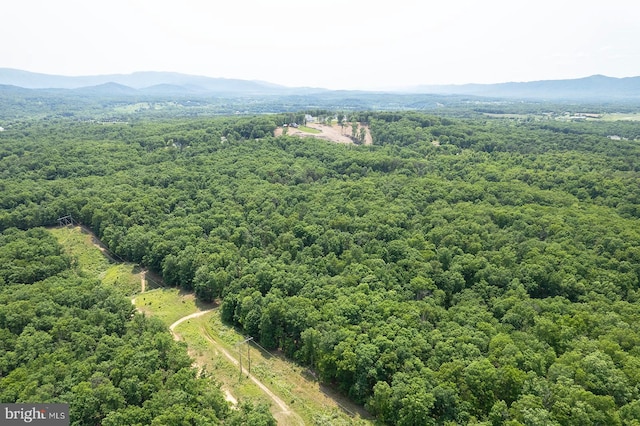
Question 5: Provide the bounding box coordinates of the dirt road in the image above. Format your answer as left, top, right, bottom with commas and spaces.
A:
168, 310, 212, 337
169, 311, 304, 425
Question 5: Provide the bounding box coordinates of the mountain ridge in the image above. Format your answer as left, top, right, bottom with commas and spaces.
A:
0, 68, 318, 96
408, 74, 640, 100
1, 68, 640, 100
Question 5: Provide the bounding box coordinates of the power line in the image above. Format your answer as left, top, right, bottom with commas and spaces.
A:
57, 214, 76, 227
235, 336, 254, 379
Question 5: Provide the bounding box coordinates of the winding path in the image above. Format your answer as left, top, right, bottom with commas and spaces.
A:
168, 310, 213, 337
168, 310, 303, 425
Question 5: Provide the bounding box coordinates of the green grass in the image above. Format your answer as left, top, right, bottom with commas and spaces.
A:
133, 288, 201, 326
50, 226, 111, 276
200, 312, 372, 425
172, 317, 212, 354
298, 125, 321, 134
205, 309, 243, 347
51, 226, 142, 295
102, 264, 143, 296
170, 313, 280, 419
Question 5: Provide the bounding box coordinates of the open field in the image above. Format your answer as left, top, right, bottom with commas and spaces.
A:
133, 288, 212, 325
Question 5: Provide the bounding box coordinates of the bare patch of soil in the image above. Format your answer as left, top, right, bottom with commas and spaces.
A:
275, 121, 373, 145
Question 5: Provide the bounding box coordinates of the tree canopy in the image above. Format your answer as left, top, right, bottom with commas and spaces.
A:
1, 110, 639, 424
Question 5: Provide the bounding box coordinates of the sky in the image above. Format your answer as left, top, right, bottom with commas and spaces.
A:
2, 0, 639, 90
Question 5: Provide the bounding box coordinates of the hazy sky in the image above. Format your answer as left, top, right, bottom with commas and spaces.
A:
2, 0, 638, 90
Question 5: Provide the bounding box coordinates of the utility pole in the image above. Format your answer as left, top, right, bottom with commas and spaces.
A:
235, 336, 254, 380
248, 339, 251, 375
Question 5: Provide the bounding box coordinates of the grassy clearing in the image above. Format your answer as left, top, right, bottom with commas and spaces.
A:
51, 226, 142, 296
50, 226, 111, 276
298, 125, 321, 134
482, 113, 533, 119
102, 264, 143, 296
133, 288, 203, 326
176, 316, 275, 404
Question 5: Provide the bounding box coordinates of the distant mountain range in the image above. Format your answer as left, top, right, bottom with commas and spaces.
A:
1, 68, 640, 101
408, 75, 640, 100
0, 68, 324, 96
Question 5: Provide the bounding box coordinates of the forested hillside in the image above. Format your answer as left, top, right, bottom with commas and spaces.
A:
1, 112, 640, 424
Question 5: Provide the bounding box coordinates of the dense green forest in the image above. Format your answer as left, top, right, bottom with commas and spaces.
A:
1, 110, 640, 424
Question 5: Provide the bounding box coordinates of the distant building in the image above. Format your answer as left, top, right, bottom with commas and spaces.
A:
0, 126, 4, 132
572, 113, 602, 120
